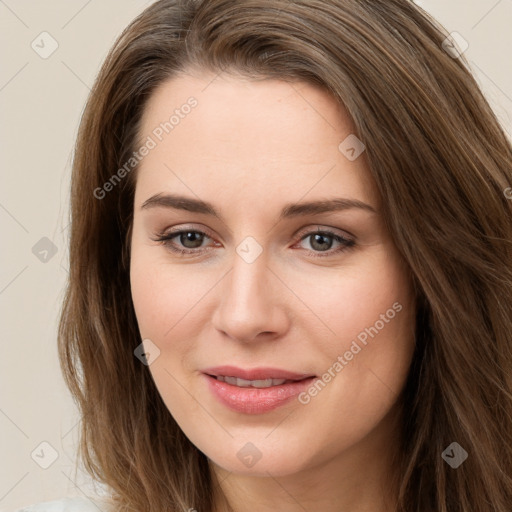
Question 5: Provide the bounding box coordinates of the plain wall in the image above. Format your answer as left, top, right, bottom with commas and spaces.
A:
1, 0, 511, 510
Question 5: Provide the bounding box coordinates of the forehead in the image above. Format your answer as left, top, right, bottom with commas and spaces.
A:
135, 71, 379, 210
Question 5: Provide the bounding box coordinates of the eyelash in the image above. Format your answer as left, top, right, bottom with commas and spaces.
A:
151, 226, 356, 258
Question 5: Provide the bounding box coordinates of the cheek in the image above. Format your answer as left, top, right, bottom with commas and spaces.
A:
130, 240, 202, 340
129, 249, 200, 418
301, 246, 416, 403
294, 246, 413, 351
130, 256, 170, 339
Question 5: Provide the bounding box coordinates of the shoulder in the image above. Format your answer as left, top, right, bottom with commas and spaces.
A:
12, 496, 111, 512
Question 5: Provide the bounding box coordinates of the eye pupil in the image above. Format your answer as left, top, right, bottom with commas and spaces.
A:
311, 233, 332, 251
181, 231, 204, 248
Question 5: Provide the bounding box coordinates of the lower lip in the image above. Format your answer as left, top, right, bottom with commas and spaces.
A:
204, 374, 316, 414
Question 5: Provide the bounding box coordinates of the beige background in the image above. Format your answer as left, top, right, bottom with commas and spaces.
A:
1, 0, 511, 510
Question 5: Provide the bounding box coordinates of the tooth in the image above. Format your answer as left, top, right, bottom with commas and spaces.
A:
251, 379, 274, 388
219, 376, 290, 387
235, 377, 253, 387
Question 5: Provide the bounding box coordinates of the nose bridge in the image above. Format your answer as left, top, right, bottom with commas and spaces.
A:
213, 239, 286, 341
226, 242, 270, 314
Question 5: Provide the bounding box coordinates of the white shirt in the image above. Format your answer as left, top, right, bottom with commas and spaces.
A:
12, 497, 110, 512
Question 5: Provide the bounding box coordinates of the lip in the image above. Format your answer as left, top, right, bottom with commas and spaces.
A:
202, 365, 314, 381
202, 366, 317, 414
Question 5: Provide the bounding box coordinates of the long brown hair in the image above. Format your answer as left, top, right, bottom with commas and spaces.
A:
58, 1, 512, 510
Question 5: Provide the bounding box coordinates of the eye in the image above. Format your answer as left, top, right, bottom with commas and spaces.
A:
151, 226, 355, 258
294, 228, 355, 258
152, 228, 215, 255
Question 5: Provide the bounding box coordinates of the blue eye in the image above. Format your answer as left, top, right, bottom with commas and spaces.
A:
152, 227, 355, 258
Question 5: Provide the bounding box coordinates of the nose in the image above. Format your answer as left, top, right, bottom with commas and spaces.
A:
211, 249, 289, 343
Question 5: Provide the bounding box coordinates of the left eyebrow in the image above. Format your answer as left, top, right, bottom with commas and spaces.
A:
140, 193, 378, 223
279, 198, 377, 219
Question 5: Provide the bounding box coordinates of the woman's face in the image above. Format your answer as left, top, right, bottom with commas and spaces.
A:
130, 71, 416, 477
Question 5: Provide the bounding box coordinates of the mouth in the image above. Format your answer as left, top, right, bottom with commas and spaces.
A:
201, 366, 317, 414
202, 365, 315, 382
206, 374, 307, 388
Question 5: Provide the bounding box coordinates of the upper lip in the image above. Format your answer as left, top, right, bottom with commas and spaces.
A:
202, 365, 315, 381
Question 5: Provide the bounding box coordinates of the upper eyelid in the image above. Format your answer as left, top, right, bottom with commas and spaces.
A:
157, 226, 355, 253
160, 224, 354, 241
295, 225, 354, 239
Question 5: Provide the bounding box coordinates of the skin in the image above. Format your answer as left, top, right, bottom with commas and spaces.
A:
129, 70, 417, 512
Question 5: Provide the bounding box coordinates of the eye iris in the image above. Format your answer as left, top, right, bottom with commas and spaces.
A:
310, 233, 332, 251
180, 231, 204, 249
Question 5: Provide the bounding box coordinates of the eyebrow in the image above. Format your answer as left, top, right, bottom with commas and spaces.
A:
141, 193, 377, 221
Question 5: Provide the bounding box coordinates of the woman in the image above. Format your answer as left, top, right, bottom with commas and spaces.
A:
21, 0, 512, 511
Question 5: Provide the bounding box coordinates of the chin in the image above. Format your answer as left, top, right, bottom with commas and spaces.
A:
203, 439, 315, 477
